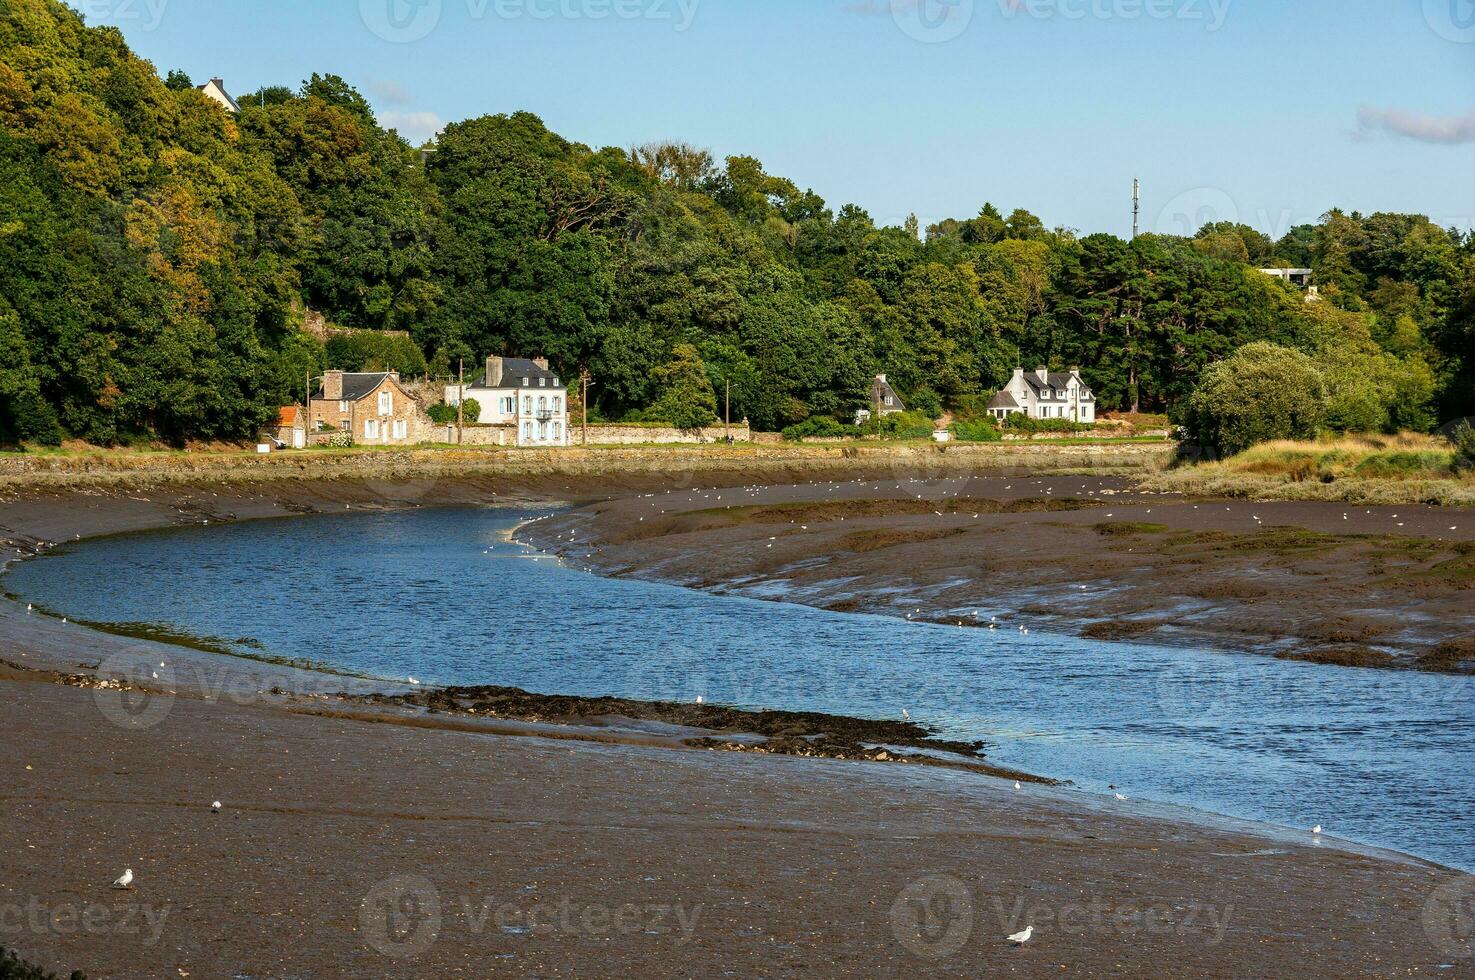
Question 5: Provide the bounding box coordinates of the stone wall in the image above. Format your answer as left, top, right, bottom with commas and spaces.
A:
573, 423, 753, 445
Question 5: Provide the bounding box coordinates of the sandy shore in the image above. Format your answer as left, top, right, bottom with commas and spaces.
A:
2, 470, 1473, 977
522, 473, 1475, 672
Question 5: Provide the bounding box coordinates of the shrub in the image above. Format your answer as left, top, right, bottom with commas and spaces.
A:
906, 386, 944, 420
862, 411, 935, 440
1453, 423, 1475, 474
427, 403, 457, 425
1181, 342, 1325, 458
460, 398, 481, 423
950, 418, 1002, 442
325, 430, 354, 449
1001, 414, 1089, 435
782, 416, 858, 441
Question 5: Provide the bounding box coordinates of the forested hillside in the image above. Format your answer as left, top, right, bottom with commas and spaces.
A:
1, 0, 1470, 445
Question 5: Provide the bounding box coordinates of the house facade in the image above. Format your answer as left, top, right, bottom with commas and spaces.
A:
854, 374, 907, 425
198, 77, 241, 114
986, 367, 1096, 423
446, 356, 570, 447
309, 371, 422, 445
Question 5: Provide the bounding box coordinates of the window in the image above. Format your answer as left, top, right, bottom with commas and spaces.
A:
339, 400, 348, 413
539, 377, 546, 387
501, 396, 514, 414
365, 419, 378, 439
553, 396, 562, 412
378, 390, 392, 415
884, 396, 893, 406
523, 396, 533, 413
554, 422, 562, 440
340, 420, 349, 432
523, 421, 533, 440
522, 377, 529, 387
393, 420, 407, 439
538, 396, 547, 413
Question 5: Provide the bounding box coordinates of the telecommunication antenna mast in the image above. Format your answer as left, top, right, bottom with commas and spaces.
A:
1132, 178, 1140, 239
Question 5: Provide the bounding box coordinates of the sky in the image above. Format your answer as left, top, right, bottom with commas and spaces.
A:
87, 0, 1474, 238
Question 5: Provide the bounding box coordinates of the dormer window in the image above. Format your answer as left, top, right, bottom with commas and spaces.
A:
539, 378, 546, 387
522, 378, 530, 387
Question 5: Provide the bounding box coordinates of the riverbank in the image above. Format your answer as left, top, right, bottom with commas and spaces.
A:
1, 469, 1472, 976
521, 475, 1475, 673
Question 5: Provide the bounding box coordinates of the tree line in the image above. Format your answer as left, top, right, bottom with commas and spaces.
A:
1, 0, 1470, 445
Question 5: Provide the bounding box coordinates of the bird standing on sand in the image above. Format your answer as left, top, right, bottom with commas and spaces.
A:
112, 869, 133, 890
1312, 824, 1322, 835
1007, 926, 1034, 947
901, 708, 911, 722
211, 801, 222, 813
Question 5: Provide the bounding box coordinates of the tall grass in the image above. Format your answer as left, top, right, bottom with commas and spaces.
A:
1142, 432, 1475, 506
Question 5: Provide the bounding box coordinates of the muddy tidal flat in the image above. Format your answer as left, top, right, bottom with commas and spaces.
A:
1, 470, 1474, 978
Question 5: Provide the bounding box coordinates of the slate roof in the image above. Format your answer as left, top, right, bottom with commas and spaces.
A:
1021, 372, 1079, 394
480, 358, 561, 389
986, 390, 1019, 410
871, 376, 905, 412
321, 372, 398, 402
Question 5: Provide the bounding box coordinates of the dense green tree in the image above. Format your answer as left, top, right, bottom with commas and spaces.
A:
1181, 342, 1326, 456
649, 343, 718, 430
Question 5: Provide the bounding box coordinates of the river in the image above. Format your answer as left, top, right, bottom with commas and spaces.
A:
7, 506, 1474, 870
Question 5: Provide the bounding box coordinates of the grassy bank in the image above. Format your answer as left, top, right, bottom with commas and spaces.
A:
0, 441, 1170, 492
1142, 434, 1475, 506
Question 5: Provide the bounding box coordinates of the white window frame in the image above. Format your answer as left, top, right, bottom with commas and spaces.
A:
365, 419, 378, 439
379, 390, 392, 415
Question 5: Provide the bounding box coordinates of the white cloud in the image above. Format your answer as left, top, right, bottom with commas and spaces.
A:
1356, 106, 1475, 145
368, 79, 414, 107
380, 110, 444, 144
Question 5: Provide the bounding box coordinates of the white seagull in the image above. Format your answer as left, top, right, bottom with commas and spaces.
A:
1312, 824, 1322, 835
112, 869, 133, 890
901, 708, 911, 722
211, 801, 222, 813
1007, 925, 1034, 947
1014, 781, 1022, 791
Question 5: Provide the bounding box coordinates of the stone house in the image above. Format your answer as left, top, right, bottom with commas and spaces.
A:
854, 374, 907, 425
445, 356, 570, 447
986, 367, 1096, 423
309, 371, 423, 445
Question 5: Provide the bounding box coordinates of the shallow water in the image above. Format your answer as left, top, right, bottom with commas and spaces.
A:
8, 506, 1475, 870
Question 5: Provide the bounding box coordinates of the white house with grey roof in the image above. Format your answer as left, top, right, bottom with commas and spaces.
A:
197, 77, 241, 114
446, 356, 570, 447
986, 367, 1096, 423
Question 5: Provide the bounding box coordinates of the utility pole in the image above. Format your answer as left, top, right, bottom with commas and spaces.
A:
456, 358, 464, 445
580, 368, 592, 447
724, 379, 731, 442
1132, 178, 1140, 240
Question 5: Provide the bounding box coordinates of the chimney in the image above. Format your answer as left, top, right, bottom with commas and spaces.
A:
322, 370, 343, 401
211, 77, 225, 88
533, 356, 550, 371
877, 373, 887, 384
1012, 367, 1025, 383
387, 370, 400, 383
485, 356, 504, 388
1035, 365, 1049, 384
1069, 366, 1081, 375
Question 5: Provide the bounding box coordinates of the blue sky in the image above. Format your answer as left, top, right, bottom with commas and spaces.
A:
92, 0, 1473, 237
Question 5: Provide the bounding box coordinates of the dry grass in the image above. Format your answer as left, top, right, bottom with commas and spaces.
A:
1141, 432, 1475, 506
